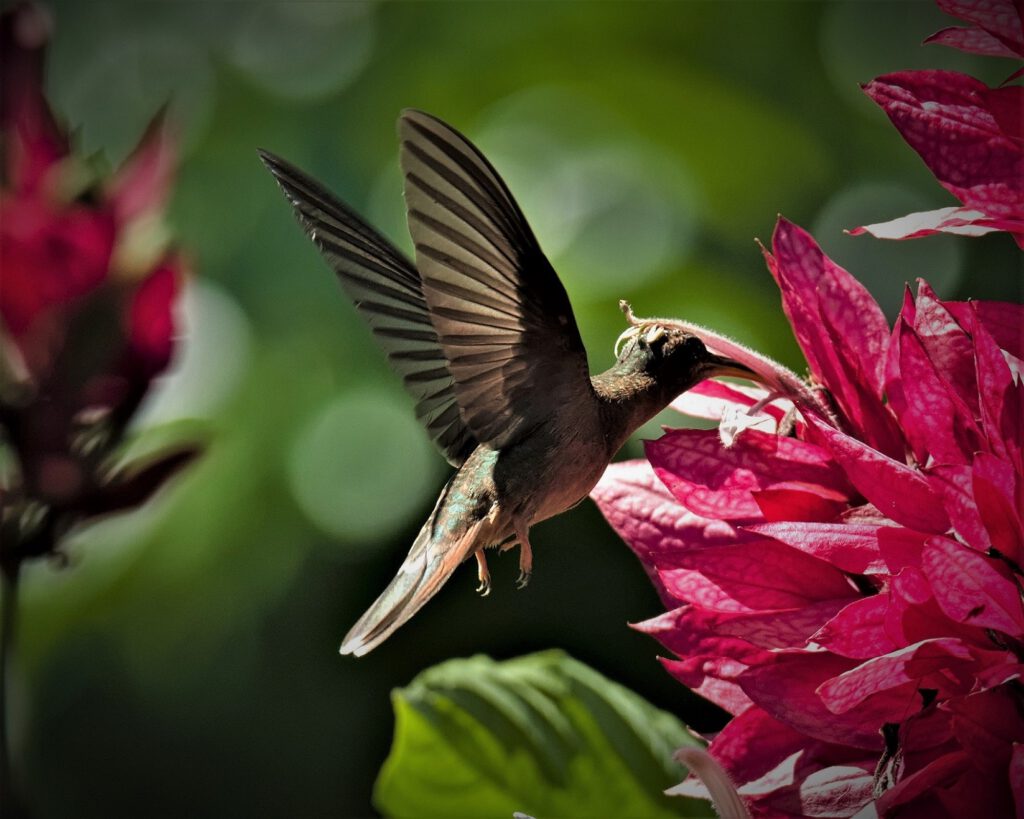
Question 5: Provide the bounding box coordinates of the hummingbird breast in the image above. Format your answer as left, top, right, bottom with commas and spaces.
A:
488, 399, 610, 531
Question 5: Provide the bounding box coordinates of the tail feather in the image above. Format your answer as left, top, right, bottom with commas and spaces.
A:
339, 514, 487, 656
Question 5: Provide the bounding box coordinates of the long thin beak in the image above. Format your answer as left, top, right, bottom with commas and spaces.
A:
702, 353, 758, 382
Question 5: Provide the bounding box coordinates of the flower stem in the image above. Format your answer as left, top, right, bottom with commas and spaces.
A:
0, 563, 22, 818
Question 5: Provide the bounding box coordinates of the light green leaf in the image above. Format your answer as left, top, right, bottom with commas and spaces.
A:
374, 650, 708, 819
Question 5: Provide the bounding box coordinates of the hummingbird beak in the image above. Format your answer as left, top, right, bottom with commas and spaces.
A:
701, 353, 757, 382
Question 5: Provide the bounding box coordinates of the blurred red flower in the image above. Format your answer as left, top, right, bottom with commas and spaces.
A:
850, 0, 1024, 246
0, 2, 197, 571
593, 218, 1023, 817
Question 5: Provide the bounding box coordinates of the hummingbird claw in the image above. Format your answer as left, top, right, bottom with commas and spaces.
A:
475, 549, 491, 596
513, 524, 533, 591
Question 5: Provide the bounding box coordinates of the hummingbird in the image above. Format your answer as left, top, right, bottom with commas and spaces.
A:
259, 110, 753, 656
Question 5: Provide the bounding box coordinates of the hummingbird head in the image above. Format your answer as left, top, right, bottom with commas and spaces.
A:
614, 321, 755, 399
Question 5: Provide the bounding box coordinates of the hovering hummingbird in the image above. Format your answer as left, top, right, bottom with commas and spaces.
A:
260, 110, 753, 656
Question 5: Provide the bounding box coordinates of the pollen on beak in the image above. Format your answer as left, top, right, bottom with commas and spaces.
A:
702, 353, 757, 382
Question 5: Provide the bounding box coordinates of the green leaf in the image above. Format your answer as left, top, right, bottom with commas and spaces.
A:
374, 650, 707, 819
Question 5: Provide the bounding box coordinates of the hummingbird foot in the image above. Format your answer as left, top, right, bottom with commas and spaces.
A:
514, 525, 533, 590
475, 549, 491, 596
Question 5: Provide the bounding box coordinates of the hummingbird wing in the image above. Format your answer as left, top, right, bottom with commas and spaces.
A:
259, 150, 477, 466
398, 109, 592, 449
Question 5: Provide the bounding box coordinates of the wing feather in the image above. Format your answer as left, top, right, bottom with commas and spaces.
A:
399, 110, 592, 447
259, 149, 477, 466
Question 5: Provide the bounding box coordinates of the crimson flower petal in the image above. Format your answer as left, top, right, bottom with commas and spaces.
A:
658, 656, 755, 716
912, 281, 978, 405
888, 317, 982, 465
874, 751, 969, 815
647, 428, 851, 522
985, 85, 1024, 141
0, 199, 116, 338
934, 0, 1024, 56
968, 306, 1023, 470
592, 459, 739, 569
946, 300, 1024, 361
930, 464, 992, 552
812, 595, 902, 660
744, 521, 887, 575
764, 763, 874, 818
636, 605, 770, 666
764, 219, 904, 457
739, 651, 887, 749
972, 455, 1024, 563
921, 537, 1024, 634
948, 685, 1024, 766
862, 71, 1024, 229
1011, 745, 1024, 818
106, 109, 178, 225
0, 3, 67, 194
804, 415, 950, 533
816, 638, 975, 715
703, 707, 808, 788
925, 24, 1023, 57
713, 599, 852, 650
125, 259, 180, 375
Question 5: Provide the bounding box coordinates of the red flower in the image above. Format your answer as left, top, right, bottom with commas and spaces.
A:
593, 218, 1023, 817
924, 0, 1024, 59
0, 3, 196, 572
849, 2, 1024, 246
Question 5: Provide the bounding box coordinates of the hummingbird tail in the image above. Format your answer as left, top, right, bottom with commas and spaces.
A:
339, 513, 487, 657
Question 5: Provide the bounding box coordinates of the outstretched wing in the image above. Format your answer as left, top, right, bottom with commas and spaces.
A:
259, 149, 477, 466
398, 109, 592, 449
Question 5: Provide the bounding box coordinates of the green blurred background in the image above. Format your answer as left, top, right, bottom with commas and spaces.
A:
12, 1, 1020, 816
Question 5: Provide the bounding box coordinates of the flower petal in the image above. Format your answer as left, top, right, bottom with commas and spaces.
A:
973, 453, 1024, 563
106, 109, 178, 225
816, 638, 976, 715
804, 415, 950, 533
745, 521, 887, 575
662, 539, 857, 611
0, 3, 67, 194
765, 219, 903, 456
591, 459, 739, 570
887, 316, 982, 465
812, 595, 902, 660
670, 380, 791, 424
125, 259, 181, 376
934, 0, 1024, 57
968, 306, 1022, 470
713, 600, 853, 650
948, 685, 1024, 765
647, 428, 851, 522
848, 204, 1024, 240
946, 300, 1024, 360
874, 751, 970, 815
862, 71, 1024, 225
739, 652, 886, 749
659, 657, 754, 716
925, 25, 1023, 57
921, 537, 1024, 635
929, 464, 991, 552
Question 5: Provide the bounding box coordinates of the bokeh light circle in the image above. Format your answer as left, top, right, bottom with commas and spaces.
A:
287, 388, 439, 550
227, 2, 376, 101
